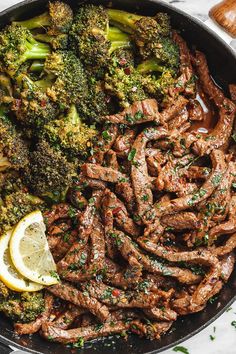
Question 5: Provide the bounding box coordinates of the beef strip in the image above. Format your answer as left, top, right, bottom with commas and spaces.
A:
102, 189, 141, 237
131, 126, 168, 222
143, 307, 177, 321
81, 280, 160, 309
115, 181, 136, 212
130, 320, 172, 340
113, 128, 137, 157
154, 154, 197, 196
214, 233, 236, 256
209, 195, 236, 240
192, 98, 236, 156
104, 257, 142, 289
220, 253, 235, 282
138, 239, 218, 268
154, 149, 226, 216
41, 320, 129, 344
89, 124, 118, 164
160, 95, 189, 123
48, 283, 110, 322
102, 99, 160, 125
14, 293, 53, 335
194, 51, 225, 108
161, 212, 199, 231
52, 305, 86, 330
58, 217, 105, 282
117, 233, 201, 284
78, 190, 103, 242
172, 32, 196, 96
82, 163, 127, 184
43, 204, 71, 227
168, 107, 189, 130
106, 149, 119, 170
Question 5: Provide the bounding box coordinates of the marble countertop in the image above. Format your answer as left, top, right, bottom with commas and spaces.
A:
0, 1, 235, 354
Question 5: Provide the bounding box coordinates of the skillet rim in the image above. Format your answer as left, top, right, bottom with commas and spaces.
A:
0, 0, 235, 353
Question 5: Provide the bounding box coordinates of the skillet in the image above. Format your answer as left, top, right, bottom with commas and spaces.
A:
0, 0, 236, 353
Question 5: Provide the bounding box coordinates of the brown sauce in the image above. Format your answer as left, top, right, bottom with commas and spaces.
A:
189, 90, 218, 134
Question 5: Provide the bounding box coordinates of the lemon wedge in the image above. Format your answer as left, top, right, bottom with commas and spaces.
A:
10, 210, 59, 286
0, 230, 43, 292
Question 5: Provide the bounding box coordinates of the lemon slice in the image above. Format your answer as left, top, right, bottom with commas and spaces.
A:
0, 230, 43, 292
10, 210, 59, 286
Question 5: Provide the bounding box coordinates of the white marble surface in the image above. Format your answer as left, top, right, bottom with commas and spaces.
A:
0, 1, 235, 354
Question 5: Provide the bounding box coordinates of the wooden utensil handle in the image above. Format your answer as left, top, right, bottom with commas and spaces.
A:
209, 0, 236, 38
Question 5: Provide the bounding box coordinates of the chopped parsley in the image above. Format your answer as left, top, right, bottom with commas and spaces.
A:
102, 130, 112, 141
128, 148, 136, 161
173, 346, 189, 354
212, 173, 222, 187
231, 321, 236, 329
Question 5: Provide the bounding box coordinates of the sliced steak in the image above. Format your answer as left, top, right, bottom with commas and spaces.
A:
102, 99, 160, 125
48, 283, 110, 322
14, 293, 53, 335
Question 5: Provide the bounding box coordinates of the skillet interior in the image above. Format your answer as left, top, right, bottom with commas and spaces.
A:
0, 0, 236, 353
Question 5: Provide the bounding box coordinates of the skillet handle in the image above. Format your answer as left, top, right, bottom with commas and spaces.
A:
0, 342, 29, 354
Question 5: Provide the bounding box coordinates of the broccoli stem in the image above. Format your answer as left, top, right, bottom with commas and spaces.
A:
137, 58, 164, 74
108, 9, 143, 33
29, 61, 44, 72
67, 104, 82, 128
23, 39, 51, 61
107, 27, 130, 42
13, 12, 51, 30
110, 40, 132, 54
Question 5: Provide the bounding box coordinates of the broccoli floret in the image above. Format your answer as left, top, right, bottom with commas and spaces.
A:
12, 73, 58, 128
14, 1, 73, 34
104, 48, 147, 108
0, 171, 24, 197
0, 280, 9, 299
154, 12, 171, 37
43, 51, 88, 109
0, 107, 29, 171
0, 24, 51, 77
0, 73, 13, 103
42, 104, 98, 157
34, 33, 69, 50
142, 70, 176, 102
0, 291, 44, 323
77, 78, 113, 122
70, 5, 131, 67
0, 191, 43, 233
137, 57, 165, 74
23, 140, 76, 197
108, 9, 179, 70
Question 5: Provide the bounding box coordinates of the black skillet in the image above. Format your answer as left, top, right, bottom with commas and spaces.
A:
0, 0, 236, 353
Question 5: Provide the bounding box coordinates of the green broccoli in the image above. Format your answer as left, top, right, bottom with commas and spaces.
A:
0, 191, 43, 233
13, 1, 73, 34
70, 4, 131, 67
34, 33, 69, 50
12, 73, 58, 128
142, 70, 176, 102
42, 104, 98, 158
104, 48, 147, 108
0, 107, 29, 171
0, 280, 9, 299
29, 61, 44, 73
0, 24, 51, 77
43, 51, 88, 109
108, 9, 179, 70
0, 291, 44, 323
77, 78, 113, 122
23, 140, 76, 197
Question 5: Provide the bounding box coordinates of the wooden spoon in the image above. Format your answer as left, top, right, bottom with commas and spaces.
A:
209, 0, 236, 38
